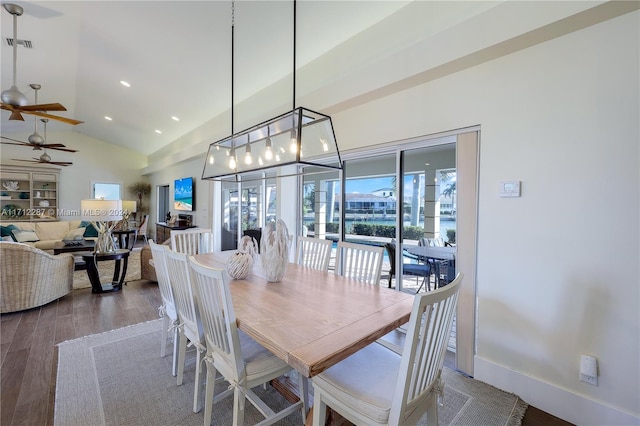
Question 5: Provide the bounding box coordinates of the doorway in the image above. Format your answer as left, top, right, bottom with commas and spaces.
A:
157, 185, 170, 223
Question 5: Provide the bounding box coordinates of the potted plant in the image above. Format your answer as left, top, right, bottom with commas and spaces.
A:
128, 182, 151, 218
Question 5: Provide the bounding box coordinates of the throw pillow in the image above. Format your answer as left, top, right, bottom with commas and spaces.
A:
1, 224, 20, 241
64, 227, 86, 241
2, 236, 13, 242
80, 221, 99, 237
11, 229, 40, 243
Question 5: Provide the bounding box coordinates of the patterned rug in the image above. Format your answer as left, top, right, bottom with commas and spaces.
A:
72, 250, 141, 289
55, 320, 528, 425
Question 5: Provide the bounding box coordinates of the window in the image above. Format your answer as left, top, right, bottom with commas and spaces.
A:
93, 182, 121, 200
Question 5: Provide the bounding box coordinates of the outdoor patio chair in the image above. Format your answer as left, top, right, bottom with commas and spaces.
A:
384, 242, 432, 292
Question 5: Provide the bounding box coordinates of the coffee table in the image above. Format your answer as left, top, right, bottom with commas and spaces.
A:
53, 240, 96, 270
81, 249, 130, 294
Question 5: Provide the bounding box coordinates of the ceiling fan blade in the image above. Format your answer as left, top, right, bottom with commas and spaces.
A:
1, 139, 29, 146
12, 159, 39, 163
43, 143, 68, 148
23, 110, 84, 125
1, 136, 26, 143
19, 103, 67, 112
42, 144, 78, 152
50, 161, 72, 166
47, 146, 78, 153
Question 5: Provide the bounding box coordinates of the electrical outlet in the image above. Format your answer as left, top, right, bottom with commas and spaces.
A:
580, 355, 598, 386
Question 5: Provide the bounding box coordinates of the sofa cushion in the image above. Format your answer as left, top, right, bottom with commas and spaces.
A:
81, 221, 99, 237
1, 224, 20, 241
12, 229, 40, 243
35, 221, 71, 241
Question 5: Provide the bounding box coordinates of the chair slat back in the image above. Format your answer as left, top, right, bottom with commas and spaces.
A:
149, 240, 176, 318
171, 228, 214, 255
295, 236, 332, 272
138, 214, 149, 231
390, 273, 463, 424
164, 247, 201, 341
335, 241, 384, 285
188, 257, 244, 379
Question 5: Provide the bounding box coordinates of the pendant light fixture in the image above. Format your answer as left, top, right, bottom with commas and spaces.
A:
202, 0, 341, 182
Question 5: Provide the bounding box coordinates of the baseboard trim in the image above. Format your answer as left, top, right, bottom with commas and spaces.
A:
474, 356, 639, 426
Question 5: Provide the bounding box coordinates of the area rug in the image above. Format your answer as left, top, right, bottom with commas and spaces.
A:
72, 250, 141, 289
55, 320, 527, 426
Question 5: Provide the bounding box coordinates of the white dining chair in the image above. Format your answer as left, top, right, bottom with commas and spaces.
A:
295, 236, 332, 272
335, 241, 384, 285
170, 228, 214, 255
149, 240, 180, 377
312, 273, 463, 426
188, 256, 309, 426
164, 246, 206, 413
137, 214, 149, 244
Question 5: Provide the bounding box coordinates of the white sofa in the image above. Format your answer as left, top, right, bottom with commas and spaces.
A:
0, 220, 96, 252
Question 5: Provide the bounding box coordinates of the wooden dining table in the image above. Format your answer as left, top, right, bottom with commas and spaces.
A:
191, 250, 414, 378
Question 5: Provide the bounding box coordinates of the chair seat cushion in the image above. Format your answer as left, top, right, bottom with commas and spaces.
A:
313, 342, 401, 423
403, 263, 430, 276
239, 330, 289, 379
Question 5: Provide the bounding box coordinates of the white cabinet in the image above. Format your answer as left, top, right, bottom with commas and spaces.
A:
1, 165, 60, 221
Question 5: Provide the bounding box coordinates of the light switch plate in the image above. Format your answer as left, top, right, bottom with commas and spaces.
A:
500, 181, 521, 197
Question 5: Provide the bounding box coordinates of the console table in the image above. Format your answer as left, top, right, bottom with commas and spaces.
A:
155, 222, 195, 244
81, 249, 130, 293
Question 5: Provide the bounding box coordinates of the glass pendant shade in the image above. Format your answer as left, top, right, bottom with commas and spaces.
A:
202, 107, 341, 181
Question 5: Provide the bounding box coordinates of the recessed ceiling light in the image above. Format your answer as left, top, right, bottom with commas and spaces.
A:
171, 116, 180, 122
120, 80, 131, 87
155, 129, 162, 134
104, 116, 112, 121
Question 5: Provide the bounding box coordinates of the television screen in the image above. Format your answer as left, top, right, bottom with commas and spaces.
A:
174, 177, 194, 211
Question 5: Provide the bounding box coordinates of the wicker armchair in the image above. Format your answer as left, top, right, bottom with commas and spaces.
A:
0, 242, 74, 313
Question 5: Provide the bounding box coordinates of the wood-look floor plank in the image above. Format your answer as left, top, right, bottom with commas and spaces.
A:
0, 348, 29, 425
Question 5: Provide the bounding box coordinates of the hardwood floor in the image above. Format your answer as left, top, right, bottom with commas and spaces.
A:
1, 278, 573, 426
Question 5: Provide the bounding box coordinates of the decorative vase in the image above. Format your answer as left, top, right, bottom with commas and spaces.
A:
226, 251, 253, 280
239, 235, 259, 260
260, 219, 290, 282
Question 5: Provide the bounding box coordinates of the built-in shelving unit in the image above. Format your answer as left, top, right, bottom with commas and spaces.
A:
1, 165, 60, 221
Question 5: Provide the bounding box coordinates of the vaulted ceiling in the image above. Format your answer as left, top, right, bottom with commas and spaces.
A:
0, 1, 412, 156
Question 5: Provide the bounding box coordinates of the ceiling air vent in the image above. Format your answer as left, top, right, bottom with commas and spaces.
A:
6, 37, 32, 48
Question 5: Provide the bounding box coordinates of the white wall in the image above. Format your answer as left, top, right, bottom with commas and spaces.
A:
141, 5, 639, 424
145, 156, 212, 239
331, 11, 639, 426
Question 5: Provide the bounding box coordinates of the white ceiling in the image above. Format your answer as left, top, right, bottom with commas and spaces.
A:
0, 1, 411, 156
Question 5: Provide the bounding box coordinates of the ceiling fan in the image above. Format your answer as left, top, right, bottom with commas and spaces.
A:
0, 3, 83, 126
12, 150, 73, 167
1, 117, 78, 152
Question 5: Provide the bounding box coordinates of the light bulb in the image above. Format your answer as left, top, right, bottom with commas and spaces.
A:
244, 145, 253, 165
264, 137, 273, 160
258, 157, 264, 166
321, 138, 329, 152
289, 130, 298, 154
228, 149, 236, 169
275, 153, 281, 162
209, 155, 214, 164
